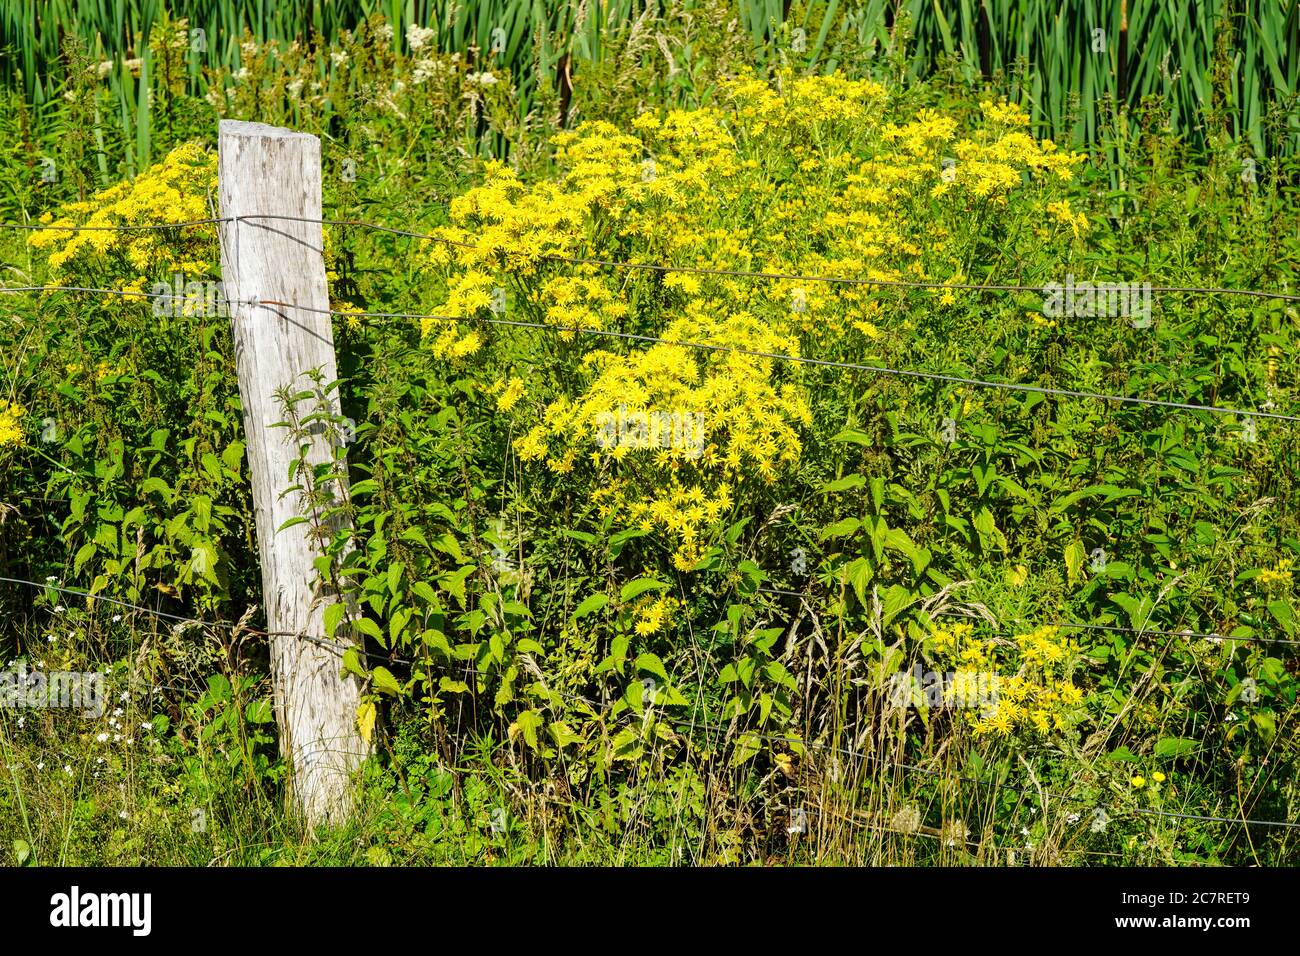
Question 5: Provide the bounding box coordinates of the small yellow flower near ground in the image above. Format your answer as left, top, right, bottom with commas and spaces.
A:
0, 400, 25, 447
1131, 775, 1146, 788
1258, 558, 1293, 588
1152, 771, 1166, 784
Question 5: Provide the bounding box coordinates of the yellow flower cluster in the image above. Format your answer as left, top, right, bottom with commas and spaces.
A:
27, 142, 216, 284
593, 481, 735, 571
634, 594, 683, 636
493, 376, 526, 412
0, 400, 25, 447
1131, 770, 1167, 788
1046, 199, 1089, 238
424, 72, 1086, 570
65, 359, 128, 381
929, 622, 1083, 737
505, 296, 809, 566
980, 99, 1032, 128
724, 70, 889, 133
1258, 558, 1294, 589
333, 300, 368, 332
540, 270, 629, 339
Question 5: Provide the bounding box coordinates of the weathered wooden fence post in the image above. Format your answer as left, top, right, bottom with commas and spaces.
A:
217, 120, 368, 826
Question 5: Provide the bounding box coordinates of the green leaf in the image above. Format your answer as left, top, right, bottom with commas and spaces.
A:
724, 517, 751, 545
730, 730, 763, 766
370, 666, 402, 695
411, 581, 440, 606
611, 725, 642, 761
620, 577, 667, 603
573, 593, 609, 619
355, 616, 384, 644
820, 474, 865, 493
511, 710, 544, 751
201, 452, 223, 482
819, 517, 861, 540
341, 648, 368, 680
1153, 737, 1200, 758
140, 476, 173, 501
221, 441, 245, 474
1064, 540, 1086, 586
323, 602, 346, 639
548, 720, 583, 748
764, 660, 797, 690
73, 541, 97, 574
421, 629, 452, 657
439, 565, 475, 609
1251, 711, 1276, 740
634, 652, 669, 682
843, 556, 873, 605
244, 699, 273, 724
831, 428, 873, 446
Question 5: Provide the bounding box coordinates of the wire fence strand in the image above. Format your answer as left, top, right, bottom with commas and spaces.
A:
4, 211, 1300, 302
4, 211, 1300, 834
253, 297, 1300, 423
5, 280, 1294, 421
3, 572, 1297, 831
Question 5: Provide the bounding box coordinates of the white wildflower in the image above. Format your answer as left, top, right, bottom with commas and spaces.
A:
407, 25, 436, 52
412, 57, 437, 85
891, 805, 921, 834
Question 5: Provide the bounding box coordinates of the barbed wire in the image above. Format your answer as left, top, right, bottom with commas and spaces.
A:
235, 213, 1300, 304
4, 572, 1298, 830
251, 297, 1300, 423
4, 281, 1293, 421
0, 284, 206, 301
757, 590, 1300, 647
4, 211, 1300, 833
0, 218, 229, 233
6, 570, 1296, 654
5, 212, 1300, 304
994, 616, 1300, 648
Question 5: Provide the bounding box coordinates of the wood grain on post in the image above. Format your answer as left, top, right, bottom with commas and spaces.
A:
217, 120, 368, 826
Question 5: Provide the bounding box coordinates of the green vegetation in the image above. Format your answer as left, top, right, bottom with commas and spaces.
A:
1, 7, 1298, 867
